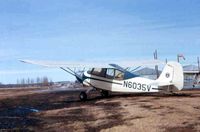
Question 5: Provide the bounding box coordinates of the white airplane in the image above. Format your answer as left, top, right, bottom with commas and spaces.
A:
20, 60, 184, 101
184, 70, 200, 88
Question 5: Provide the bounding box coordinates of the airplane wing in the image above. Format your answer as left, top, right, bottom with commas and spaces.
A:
184, 70, 200, 74
19, 59, 164, 69
19, 59, 113, 68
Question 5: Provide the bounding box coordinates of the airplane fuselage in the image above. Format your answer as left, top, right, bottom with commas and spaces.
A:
82, 72, 159, 93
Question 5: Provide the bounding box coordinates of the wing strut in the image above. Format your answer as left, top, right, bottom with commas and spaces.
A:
60, 67, 86, 84
60, 67, 76, 76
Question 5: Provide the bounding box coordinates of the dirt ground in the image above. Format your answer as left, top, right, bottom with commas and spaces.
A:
0, 87, 200, 132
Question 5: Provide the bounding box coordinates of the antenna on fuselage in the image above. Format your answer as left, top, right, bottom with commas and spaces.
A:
197, 57, 200, 72
154, 49, 159, 79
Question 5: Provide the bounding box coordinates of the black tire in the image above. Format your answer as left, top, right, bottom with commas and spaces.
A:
79, 92, 87, 101
101, 90, 109, 97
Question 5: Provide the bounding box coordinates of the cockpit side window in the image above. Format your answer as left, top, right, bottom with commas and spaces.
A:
114, 70, 124, 80
91, 68, 106, 77
87, 68, 93, 74
106, 68, 115, 79
90, 68, 124, 80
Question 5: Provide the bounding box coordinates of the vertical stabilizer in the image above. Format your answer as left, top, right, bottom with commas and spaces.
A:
157, 62, 184, 91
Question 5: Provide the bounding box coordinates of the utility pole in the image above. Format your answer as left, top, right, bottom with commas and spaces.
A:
177, 55, 179, 62
154, 50, 159, 79
177, 54, 185, 63
165, 58, 168, 64
197, 57, 200, 72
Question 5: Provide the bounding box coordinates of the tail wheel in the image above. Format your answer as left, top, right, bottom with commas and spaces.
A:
79, 92, 87, 101
101, 90, 109, 97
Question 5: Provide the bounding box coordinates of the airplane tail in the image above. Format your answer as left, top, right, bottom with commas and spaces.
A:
156, 61, 184, 91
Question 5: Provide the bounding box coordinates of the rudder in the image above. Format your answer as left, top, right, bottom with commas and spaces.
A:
157, 61, 184, 91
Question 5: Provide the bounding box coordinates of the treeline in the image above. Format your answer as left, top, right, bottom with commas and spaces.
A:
16, 76, 54, 86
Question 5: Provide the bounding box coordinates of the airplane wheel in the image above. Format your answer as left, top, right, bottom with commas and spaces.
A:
79, 92, 87, 101
101, 90, 109, 97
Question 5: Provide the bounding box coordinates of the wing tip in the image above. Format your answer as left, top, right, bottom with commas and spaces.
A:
19, 59, 29, 63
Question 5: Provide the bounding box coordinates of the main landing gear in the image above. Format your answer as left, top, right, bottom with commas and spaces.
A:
79, 92, 87, 101
79, 88, 110, 101
79, 87, 94, 101
100, 90, 109, 97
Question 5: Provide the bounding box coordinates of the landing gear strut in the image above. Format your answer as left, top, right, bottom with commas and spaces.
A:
79, 92, 87, 101
101, 90, 109, 97
79, 89, 109, 101
79, 87, 94, 101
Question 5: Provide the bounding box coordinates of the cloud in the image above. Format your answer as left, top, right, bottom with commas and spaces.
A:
148, 23, 200, 30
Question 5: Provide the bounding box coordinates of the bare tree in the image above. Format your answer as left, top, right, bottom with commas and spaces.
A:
21, 78, 25, 87
27, 78, 30, 84
17, 79, 20, 84
49, 79, 54, 86
36, 77, 40, 84
42, 76, 49, 86
31, 78, 34, 84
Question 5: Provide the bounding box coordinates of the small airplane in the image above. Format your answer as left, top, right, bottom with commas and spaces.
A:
20, 60, 184, 101
184, 70, 200, 88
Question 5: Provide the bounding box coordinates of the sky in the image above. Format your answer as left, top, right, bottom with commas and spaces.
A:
0, 0, 200, 84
